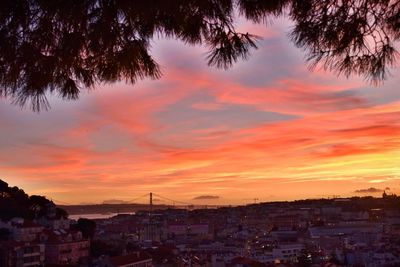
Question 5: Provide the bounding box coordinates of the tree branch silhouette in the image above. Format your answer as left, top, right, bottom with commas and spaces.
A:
0, 0, 398, 110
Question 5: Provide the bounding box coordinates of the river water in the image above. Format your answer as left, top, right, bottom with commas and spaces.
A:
69, 213, 134, 220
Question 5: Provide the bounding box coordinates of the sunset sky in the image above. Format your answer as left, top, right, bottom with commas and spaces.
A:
1, 18, 399, 205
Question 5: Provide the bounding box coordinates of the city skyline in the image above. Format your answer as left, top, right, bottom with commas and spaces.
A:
1, 18, 399, 205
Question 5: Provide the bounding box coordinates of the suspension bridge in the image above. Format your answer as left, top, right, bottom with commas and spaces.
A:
53, 192, 195, 210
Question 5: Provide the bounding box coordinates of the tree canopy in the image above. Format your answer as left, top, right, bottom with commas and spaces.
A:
72, 218, 96, 239
0, 0, 399, 110
0, 179, 68, 221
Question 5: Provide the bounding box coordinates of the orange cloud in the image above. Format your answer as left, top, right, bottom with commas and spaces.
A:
1, 26, 399, 204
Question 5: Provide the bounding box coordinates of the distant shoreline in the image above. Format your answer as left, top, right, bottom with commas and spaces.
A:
58, 203, 221, 215
58, 196, 390, 216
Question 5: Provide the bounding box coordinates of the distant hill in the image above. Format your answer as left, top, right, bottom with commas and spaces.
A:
102, 199, 130, 204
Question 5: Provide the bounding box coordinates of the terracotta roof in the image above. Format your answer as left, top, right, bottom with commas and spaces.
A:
12, 220, 42, 228
45, 264, 78, 267
41, 229, 87, 244
110, 252, 152, 266
230, 256, 267, 267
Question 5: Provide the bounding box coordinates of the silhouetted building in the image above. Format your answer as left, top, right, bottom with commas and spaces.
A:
0, 241, 45, 267
39, 229, 89, 265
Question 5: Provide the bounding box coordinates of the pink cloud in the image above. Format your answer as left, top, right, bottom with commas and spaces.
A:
191, 101, 225, 111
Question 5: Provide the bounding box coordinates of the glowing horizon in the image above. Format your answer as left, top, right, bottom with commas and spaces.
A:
0, 20, 399, 205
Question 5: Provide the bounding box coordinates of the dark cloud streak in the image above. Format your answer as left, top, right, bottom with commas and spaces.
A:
193, 195, 220, 200
354, 187, 384, 194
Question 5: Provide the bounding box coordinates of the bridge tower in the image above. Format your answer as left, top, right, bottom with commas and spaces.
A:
150, 192, 153, 212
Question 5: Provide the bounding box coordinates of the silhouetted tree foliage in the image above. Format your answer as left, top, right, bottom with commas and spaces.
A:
297, 249, 313, 267
91, 239, 124, 257
0, 178, 68, 220
144, 247, 180, 265
0, 228, 11, 241
290, 0, 399, 82
126, 242, 141, 253
56, 207, 69, 219
72, 218, 96, 239
0, 0, 399, 110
